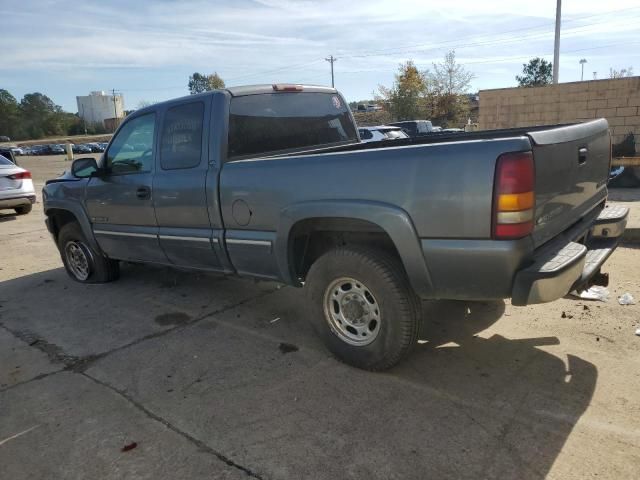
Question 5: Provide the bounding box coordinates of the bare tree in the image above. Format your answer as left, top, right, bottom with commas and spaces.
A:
426, 51, 474, 127
609, 67, 634, 79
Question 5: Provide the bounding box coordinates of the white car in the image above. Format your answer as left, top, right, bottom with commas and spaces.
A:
358, 126, 409, 143
0, 154, 35, 215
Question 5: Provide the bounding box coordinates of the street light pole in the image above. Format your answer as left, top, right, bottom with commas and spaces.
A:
579, 59, 587, 81
553, 0, 562, 84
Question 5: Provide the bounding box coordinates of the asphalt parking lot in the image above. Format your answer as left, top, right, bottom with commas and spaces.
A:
1, 155, 639, 479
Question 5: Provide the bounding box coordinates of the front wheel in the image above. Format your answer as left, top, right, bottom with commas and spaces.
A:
305, 247, 421, 371
14, 204, 32, 215
57, 222, 119, 283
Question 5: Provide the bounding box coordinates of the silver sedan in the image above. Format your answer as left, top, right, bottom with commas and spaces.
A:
0, 154, 36, 215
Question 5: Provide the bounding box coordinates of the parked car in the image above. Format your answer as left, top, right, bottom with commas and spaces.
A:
356, 104, 383, 113
43, 84, 627, 370
0, 154, 35, 215
73, 144, 93, 154
0, 147, 17, 164
443, 128, 464, 133
10, 146, 25, 155
48, 144, 65, 155
431, 126, 443, 132
388, 120, 435, 137
0, 135, 10, 142
358, 126, 409, 142
27, 145, 47, 155
85, 143, 105, 153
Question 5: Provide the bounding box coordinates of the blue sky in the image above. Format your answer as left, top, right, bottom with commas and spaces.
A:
1, 0, 639, 112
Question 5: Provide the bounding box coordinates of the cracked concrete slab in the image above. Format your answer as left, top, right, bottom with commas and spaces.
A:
0, 264, 277, 359
2, 157, 639, 479
0, 328, 61, 389
0, 372, 252, 480
83, 297, 601, 480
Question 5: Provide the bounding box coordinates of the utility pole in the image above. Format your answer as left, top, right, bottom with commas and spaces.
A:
579, 58, 587, 81
553, 0, 562, 84
325, 55, 337, 88
111, 89, 120, 132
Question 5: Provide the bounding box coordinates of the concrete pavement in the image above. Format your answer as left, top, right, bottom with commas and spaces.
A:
1, 156, 639, 479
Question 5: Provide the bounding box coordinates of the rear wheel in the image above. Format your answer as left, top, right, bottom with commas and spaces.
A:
14, 204, 32, 215
58, 222, 119, 283
305, 247, 421, 371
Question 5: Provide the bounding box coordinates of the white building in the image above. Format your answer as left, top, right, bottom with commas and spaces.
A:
76, 91, 124, 126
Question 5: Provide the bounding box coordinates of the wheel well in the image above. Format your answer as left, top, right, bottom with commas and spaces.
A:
288, 217, 402, 282
46, 209, 78, 241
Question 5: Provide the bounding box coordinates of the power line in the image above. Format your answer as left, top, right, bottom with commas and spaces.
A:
109, 6, 640, 94
337, 5, 640, 60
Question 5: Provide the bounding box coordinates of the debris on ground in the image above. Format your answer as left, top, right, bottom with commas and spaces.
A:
561, 312, 573, 319
635, 328, 640, 337
618, 293, 636, 305
278, 343, 299, 354
270, 317, 280, 323
121, 442, 137, 452
571, 286, 610, 302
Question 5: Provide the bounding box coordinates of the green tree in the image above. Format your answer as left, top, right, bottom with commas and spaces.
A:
188, 72, 226, 94
516, 58, 553, 87
20, 92, 66, 139
378, 61, 428, 120
0, 89, 21, 139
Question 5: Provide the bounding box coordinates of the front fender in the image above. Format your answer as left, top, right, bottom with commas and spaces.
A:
276, 200, 433, 297
43, 182, 101, 253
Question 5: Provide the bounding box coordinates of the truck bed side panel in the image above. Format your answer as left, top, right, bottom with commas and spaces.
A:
219, 137, 531, 282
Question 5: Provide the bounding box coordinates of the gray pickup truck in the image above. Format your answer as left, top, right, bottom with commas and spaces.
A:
43, 84, 628, 370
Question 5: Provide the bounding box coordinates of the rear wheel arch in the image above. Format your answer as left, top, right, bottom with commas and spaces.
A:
276, 201, 433, 297
287, 217, 401, 282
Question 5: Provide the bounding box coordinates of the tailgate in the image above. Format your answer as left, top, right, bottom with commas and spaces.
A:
529, 119, 610, 247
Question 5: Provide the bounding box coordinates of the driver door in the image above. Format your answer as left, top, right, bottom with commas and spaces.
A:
85, 112, 167, 263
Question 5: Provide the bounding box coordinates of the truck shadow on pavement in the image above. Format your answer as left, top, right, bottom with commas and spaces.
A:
0, 266, 597, 480
0, 212, 17, 222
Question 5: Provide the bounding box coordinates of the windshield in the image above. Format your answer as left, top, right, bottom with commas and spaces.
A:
228, 92, 358, 159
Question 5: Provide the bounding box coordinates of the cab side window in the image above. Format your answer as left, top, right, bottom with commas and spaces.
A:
160, 102, 204, 170
106, 113, 156, 174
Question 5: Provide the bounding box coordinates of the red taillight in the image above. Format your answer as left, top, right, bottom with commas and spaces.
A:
272, 84, 303, 92
492, 152, 535, 240
8, 171, 32, 180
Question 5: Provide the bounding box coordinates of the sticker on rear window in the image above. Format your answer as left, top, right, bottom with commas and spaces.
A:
332, 96, 341, 109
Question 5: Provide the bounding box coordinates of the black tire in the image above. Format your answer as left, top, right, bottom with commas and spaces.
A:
58, 222, 119, 283
305, 247, 421, 371
14, 204, 32, 215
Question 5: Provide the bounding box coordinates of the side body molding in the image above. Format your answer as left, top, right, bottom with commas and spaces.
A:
276, 200, 433, 297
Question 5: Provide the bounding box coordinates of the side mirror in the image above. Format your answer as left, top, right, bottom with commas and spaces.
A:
71, 157, 100, 178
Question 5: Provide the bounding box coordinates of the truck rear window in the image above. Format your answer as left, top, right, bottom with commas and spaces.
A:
228, 92, 357, 159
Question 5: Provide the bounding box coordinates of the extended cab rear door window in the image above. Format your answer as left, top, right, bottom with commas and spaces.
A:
106, 113, 156, 174
160, 102, 204, 170
228, 92, 358, 159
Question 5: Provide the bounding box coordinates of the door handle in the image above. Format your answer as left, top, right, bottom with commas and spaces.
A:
578, 147, 588, 165
136, 186, 151, 199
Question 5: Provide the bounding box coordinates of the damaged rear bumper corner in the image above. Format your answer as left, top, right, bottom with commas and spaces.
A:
511, 204, 628, 306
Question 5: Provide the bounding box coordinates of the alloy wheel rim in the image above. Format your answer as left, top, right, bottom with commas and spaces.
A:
65, 241, 91, 280
323, 277, 381, 346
